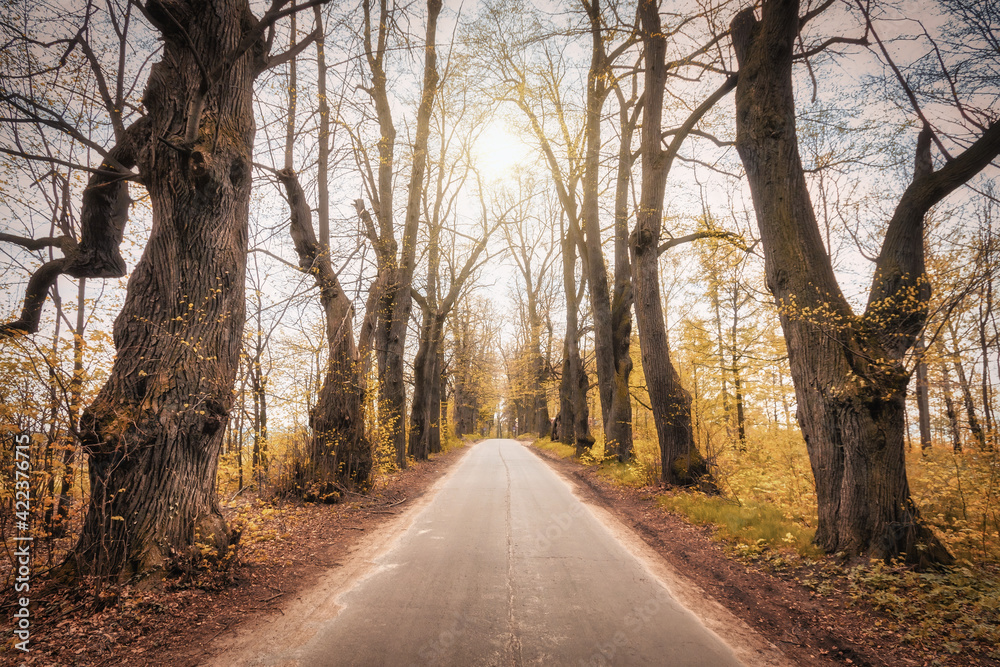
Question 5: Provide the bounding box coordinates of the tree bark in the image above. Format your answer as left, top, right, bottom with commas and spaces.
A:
730, 0, 997, 563
70, 0, 289, 579
279, 168, 371, 495
631, 0, 714, 486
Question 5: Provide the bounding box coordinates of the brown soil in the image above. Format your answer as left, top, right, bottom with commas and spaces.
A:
0, 444, 469, 667
528, 444, 997, 667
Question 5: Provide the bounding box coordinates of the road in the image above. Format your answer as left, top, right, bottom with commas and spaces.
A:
234, 440, 754, 666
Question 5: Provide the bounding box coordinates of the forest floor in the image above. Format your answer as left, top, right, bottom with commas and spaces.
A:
530, 443, 1000, 667
4, 437, 996, 666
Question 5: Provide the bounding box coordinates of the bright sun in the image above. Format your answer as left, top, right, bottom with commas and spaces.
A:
472, 121, 532, 181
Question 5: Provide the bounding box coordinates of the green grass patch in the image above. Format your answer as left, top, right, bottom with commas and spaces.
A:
658, 491, 821, 558
593, 459, 656, 487
533, 436, 577, 460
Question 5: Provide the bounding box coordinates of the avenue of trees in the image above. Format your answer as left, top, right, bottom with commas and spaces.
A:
1, 0, 997, 583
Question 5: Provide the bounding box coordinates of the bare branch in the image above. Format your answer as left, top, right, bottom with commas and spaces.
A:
657, 229, 747, 256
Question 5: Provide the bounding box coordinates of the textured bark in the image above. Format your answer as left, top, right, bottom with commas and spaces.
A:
731, 0, 997, 563
279, 169, 371, 494
631, 0, 714, 486
69, 0, 284, 579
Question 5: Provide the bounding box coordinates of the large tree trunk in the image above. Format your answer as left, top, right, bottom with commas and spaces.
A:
730, 0, 997, 563
733, 0, 927, 561
71, 0, 280, 578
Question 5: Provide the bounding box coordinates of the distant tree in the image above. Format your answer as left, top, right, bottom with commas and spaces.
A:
502, 179, 558, 437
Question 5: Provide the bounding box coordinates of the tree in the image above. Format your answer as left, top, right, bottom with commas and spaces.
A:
271, 6, 372, 496
472, 0, 592, 447
1, 0, 327, 579
578, 0, 637, 462
409, 173, 498, 460
631, 0, 731, 486
502, 179, 558, 437
450, 296, 502, 438
731, 0, 999, 563
353, 0, 442, 469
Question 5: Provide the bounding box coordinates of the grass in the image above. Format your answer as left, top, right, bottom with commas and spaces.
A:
657, 491, 821, 557
534, 436, 577, 460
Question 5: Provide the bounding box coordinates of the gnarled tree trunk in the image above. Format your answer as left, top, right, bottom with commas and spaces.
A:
70, 0, 292, 579
279, 169, 371, 496
731, 0, 998, 564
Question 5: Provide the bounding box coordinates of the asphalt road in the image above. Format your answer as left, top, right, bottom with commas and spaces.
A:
265, 439, 744, 666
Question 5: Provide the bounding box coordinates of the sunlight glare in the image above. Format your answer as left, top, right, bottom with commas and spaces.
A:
472, 122, 532, 181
